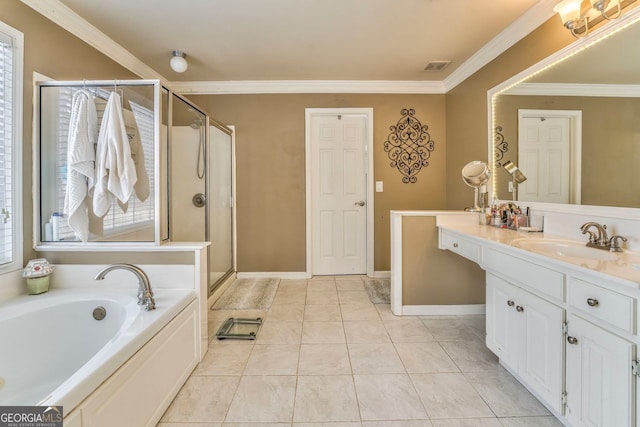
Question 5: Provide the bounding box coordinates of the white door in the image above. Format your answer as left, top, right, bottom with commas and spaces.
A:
566, 314, 634, 427
310, 114, 367, 275
518, 115, 571, 204
520, 290, 564, 413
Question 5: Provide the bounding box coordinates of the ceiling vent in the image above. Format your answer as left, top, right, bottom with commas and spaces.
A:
423, 61, 451, 71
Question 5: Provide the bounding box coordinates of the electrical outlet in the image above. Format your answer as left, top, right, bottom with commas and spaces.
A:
508, 181, 514, 193
375, 181, 384, 192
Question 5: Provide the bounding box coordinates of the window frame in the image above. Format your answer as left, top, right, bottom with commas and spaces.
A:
0, 21, 23, 274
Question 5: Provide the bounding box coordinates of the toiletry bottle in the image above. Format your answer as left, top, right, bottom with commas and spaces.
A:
51, 212, 62, 241
44, 219, 53, 241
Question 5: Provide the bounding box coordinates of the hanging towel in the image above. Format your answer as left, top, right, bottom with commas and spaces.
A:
93, 91, 138, 218
123, 108, 150, 202
63, 89, 97, 243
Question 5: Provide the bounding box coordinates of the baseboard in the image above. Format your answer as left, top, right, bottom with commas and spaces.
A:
236, 272, 309, 279
371, 270, 391, 278
207, 272, 237, 309
402, 304, 486, 316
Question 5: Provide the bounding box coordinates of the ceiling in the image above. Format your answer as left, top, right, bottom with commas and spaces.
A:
55, 0, 546, 85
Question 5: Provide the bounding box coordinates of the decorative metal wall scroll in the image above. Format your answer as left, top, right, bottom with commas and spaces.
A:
494, 125, 509, 168
383, 109, 435, 183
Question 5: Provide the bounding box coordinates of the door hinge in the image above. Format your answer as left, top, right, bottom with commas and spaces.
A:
632, 360, 640, 377
562, 321, 568, 335
561, 391, 567, 406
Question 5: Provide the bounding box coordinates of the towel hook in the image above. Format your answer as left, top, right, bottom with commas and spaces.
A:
113, 79, 117, 92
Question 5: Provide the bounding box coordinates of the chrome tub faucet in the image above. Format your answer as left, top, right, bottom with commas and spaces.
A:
94, 263, 156, 311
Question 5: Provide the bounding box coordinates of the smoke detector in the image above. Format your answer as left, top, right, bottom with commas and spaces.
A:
423, 61, 451, 71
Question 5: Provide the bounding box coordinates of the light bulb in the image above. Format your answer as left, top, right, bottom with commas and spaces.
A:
553, 0, 582, 27
170, 50, 188, 73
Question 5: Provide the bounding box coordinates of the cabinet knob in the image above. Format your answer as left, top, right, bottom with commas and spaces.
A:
516, 305, 524, 312
507, 300, 515, 307
567, 336, 578, 345
453, 243, 459, 248
586, 298, 599, 307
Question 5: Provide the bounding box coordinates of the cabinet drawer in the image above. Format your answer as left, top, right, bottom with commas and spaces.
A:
440, 230, 481, 264
485, 248, 564, 301
567, 278, 634, 333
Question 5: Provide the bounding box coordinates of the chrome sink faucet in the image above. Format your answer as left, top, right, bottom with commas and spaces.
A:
580, 222, 627, 253
94, 263, 156, 311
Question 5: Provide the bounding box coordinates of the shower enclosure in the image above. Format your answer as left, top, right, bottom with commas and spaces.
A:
35, 80, 235, 295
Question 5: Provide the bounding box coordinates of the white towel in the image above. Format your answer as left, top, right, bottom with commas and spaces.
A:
93, 91, 138, 218
63, 89, 97, 243
123, 108, 150, 202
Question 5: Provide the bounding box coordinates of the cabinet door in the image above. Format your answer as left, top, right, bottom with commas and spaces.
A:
519, 290, 564, 413
486, 274, 521, 369
566, 314, 634, 427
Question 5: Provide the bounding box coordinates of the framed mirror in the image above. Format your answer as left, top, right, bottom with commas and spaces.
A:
36, 80, 164, 245
488, 8, 640, 212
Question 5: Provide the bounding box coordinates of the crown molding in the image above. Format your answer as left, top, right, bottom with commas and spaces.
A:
19, 0, 169, 84
443, 0, 557, 92
169, 80, 447, 95
503, 82, 640, 97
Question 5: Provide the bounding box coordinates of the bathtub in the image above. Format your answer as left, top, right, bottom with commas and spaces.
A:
0, 287, 196, 412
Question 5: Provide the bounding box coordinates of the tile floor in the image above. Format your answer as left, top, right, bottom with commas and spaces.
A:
158, 276, 563, 427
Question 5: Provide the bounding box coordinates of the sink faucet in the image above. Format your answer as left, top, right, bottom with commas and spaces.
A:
94, 264, 156, 311
580, 222, 627, 253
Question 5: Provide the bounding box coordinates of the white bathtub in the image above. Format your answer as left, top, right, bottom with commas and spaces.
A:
0, 287, 195, 412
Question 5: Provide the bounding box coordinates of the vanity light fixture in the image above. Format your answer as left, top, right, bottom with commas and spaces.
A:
554, 0, 624, 38
170, 50, 188, 73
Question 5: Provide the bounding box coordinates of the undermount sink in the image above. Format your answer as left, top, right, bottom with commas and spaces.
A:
511, 238, 618, 261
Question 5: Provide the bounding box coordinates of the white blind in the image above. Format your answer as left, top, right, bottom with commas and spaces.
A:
53, 88, 155, 241
0, 35, 13, 264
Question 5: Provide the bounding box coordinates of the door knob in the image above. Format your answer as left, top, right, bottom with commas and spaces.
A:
192, 193, 206, 208
567, 336, 578, 345
355, 201, 365, 206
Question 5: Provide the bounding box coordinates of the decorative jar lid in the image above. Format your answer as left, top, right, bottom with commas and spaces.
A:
23, 258, 54, 278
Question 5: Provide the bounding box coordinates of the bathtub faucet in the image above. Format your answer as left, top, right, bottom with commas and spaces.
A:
94, 264, 156, 311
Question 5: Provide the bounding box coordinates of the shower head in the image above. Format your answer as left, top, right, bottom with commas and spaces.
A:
189, 118, 202, 129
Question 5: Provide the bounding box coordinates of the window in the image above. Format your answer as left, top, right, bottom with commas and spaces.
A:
0, 22, 23, 272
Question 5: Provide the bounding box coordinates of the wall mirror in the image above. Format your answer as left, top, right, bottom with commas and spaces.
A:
36, 80, 164, 244
489, 10, 640, 210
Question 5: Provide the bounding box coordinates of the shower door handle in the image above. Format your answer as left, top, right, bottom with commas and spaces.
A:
355, 201, 365, 207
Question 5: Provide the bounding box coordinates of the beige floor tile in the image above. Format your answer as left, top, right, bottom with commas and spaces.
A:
464, 371, 550, 417
498, 416, 564, 426
302, 321, 346, 344
298, 344, 352, 375
193, 344, 253, 375
306, 289, 339, 305
293, 375, 360, 422
225, 376, 296, 422
336, 280, 365, 291
340, 303, 381, 321
383, 319, 436, 343
256, 320, 302, 344
159, 423, 222, 427
307, 280, 337, 291
309, 276, 337, 282
223, 424, 290, 427
338, 290, 372, 305
410, 373, 494, 419
421, 319, 482, 342
395, 342, 459, 374
430, 419, 502, 426
267, 304, 305, 322
344, 320, 391, 343
161, 376, 240, 423
273, 287, 307, 305
295, 423, 361, 427
362, 421, 433, 427
279, 279, 308, 287
304, 304, 342, 321
348, 343, 405, 374
354, 374, 427, 420
244, 344, 300, 375
375, 304, 405, 321
440, 340, 501, 372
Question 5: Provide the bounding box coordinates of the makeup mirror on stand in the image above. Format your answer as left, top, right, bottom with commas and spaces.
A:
462, 160, 490, 212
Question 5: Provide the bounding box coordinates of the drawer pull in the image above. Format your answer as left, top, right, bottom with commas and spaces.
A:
516, 305, 524, 312
507, 300, 515, 307
586, 298, 599, 307
567, 336, 578, 345
453, 243, 459, 248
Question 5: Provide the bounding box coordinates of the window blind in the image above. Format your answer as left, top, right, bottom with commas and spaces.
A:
0, 35, 14, 264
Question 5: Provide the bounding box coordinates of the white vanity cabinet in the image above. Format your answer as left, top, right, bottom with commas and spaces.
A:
486, 272, 564, 412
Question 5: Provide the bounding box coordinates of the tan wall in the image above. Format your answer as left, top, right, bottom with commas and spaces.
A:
401, 216, 485, 305
191, 94, 447, 272
445, 18, 575, 210
0, 0, 137, 264
496, 95, 640, 207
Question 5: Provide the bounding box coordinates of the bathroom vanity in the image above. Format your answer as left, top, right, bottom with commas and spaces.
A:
439, 219, 639, 426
